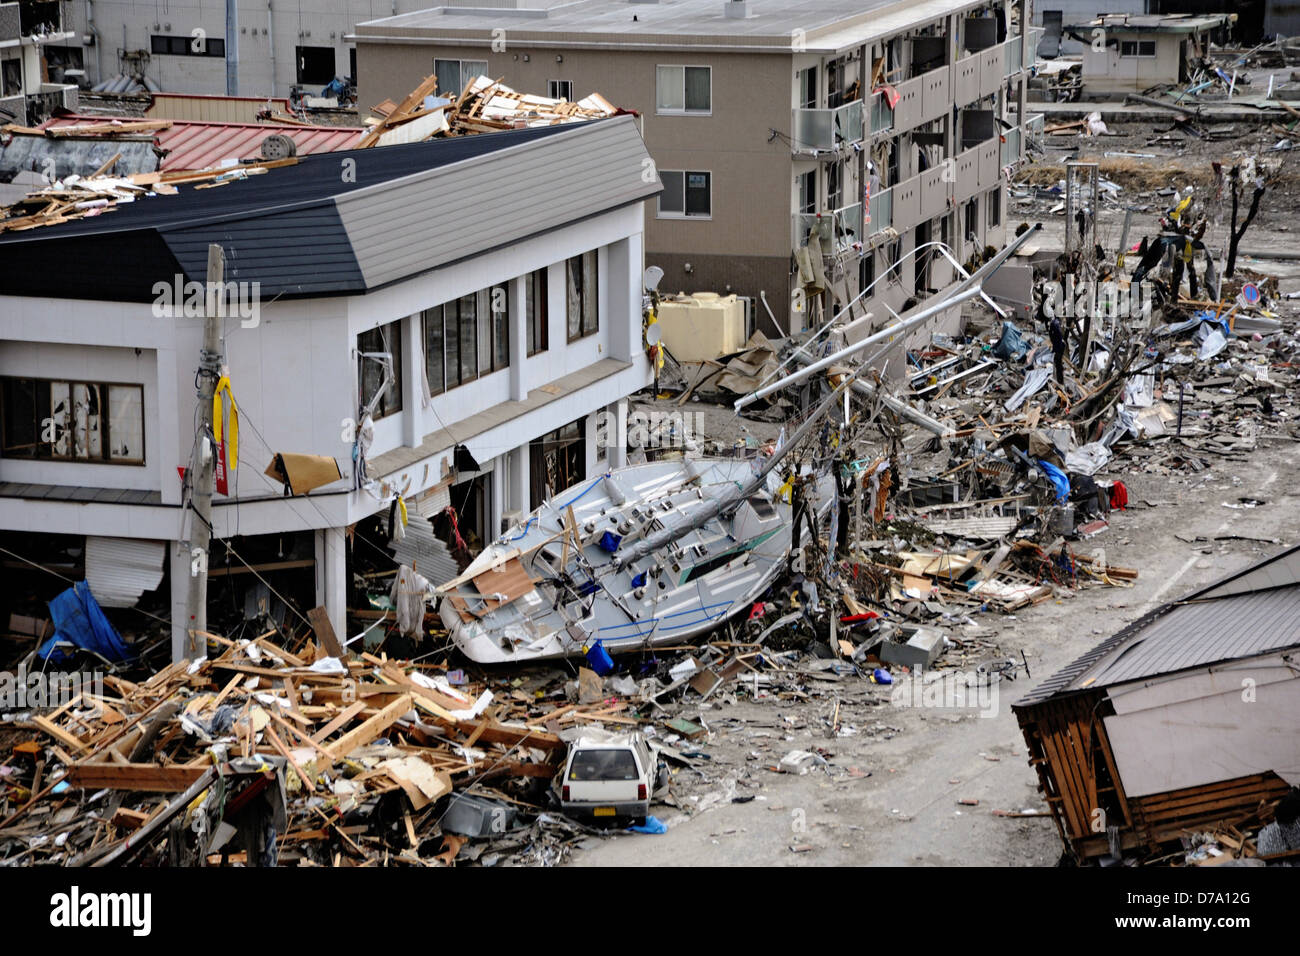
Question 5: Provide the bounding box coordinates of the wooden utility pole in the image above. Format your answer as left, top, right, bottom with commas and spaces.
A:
182, 244, 225, 662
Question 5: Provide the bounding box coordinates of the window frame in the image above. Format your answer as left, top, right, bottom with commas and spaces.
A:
1118, 39, 1157, 58
357, 320, 404, 421
0, 376, 146, 465
548, 79, 574, 102
422, 285, 511, 395
656, 64, 712, 115
434, 57, 489, 97
526, 268, 549, 357
987, 189, 1001, 228
656, 169, 713, 220
565, 252, 599, 343
149, 34, 226, 58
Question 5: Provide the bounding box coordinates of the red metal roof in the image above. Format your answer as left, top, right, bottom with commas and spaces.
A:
40, 115, 364, 171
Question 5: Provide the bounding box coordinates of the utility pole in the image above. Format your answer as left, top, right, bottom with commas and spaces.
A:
182, 244, 225, 662
225, 0, 239, 96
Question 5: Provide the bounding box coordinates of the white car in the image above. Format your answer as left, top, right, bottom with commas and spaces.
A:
557, 730, 668, 826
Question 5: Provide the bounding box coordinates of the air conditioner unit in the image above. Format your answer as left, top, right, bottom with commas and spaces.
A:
501, 509, 524, 534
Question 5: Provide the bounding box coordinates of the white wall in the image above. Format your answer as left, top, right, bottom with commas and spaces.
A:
0, 203, 649, 540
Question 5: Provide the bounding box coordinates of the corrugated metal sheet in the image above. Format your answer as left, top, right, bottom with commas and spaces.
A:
1082, 586, 1300, 687
389, 518, 460, 588
84, 536, 166, 608
145, 94, 294, 124
1016, 544, 1300, 709
336, 116, 661, 288
41, 114, 363, 172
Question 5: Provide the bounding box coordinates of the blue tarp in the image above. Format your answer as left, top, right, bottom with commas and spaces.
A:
628, 815, 668, 834
1037, 459, 1071, 503
991, 321, 1029, 361
37, 581, 133, 665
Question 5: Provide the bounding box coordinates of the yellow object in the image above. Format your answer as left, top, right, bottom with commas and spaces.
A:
776, 474, 795, 503
213, 376, 239, 469
397, 494, 408, 527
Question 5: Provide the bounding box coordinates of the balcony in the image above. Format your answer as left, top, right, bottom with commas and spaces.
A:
867, 187, 892, 236
869, 90, 892, 135
1001, 125, 1021, 167
24, 81, 77, 124
793, 202, 864, 251
791, 99, 864, 156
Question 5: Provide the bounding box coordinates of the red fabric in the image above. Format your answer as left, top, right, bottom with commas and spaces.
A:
1110, 480, 1129, 511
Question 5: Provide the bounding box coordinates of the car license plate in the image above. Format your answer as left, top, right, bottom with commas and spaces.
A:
593, 807, 616, 817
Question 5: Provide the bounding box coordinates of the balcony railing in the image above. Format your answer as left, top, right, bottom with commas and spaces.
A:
793, 202, 864, 250
867, 187, 893, 236
869, 90, 893, 135
1001, 125, 1021, 166
1004, 36, 1022, 77
791, 98, 864, 154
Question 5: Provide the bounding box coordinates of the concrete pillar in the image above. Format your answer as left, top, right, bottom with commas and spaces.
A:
583, 412, 599, 479
509, 444, 530, 515
509, 275, 527, 401
169, 540, 198, 662
321, 525, 347, 646
607, 399, 628, 470
490, 455, 507, 538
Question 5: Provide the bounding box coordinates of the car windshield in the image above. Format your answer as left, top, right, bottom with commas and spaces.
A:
568, 748, 639, 781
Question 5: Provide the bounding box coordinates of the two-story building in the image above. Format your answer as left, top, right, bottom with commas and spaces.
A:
350, 0, 1043, 333
0, 116, 659, 660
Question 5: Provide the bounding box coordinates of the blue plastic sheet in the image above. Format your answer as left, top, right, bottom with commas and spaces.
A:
628, 815, 668, 834
991, 321, 1029, 361
1037, 459, 1071, 503
598, 531, 622, 553
37, 581, 133, 665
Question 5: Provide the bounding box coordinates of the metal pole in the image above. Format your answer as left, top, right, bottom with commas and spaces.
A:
225, 0, 239, 96
735, 284, 984, 410
183, 244, 225, 662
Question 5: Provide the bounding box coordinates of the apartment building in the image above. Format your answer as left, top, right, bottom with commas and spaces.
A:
351, 0, 1043, 333
0, 117, 658, 660
45, 0, 442, 98
0, 0, 80, 125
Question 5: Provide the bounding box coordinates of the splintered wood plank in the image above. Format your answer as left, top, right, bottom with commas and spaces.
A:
307, 606, 346, 658
309, 701, 367, 744
324, 695, 412, 760
31, 716, 90, 755
65, 763, 209, 792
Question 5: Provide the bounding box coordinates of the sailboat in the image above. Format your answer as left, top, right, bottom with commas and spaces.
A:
434, 377, 854, 664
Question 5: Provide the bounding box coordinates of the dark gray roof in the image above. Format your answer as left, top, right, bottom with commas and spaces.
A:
0, 116, 659, 301
1014, 543, 1300, 709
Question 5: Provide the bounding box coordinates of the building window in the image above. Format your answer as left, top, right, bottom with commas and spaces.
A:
964, 198, 979, 239
1, 377, 145, 464
656, 64, 711, 114
422, 285, 509, 395
885, 241, 902, 279
527, 268, 549, 356
797, 67, 817, 109
548, 79, 574, 102
566, 251, 599, 342
1, 58, 20, 97
826, 57, 849, 109
1119, 40, 1156, 58
827, 161, 844, 211
658, 170, 711, 218
859, 252, 876, 294
149, 34, 226, 58
358, 320, 403, 419
797, 170, 816, 215
434, 58, 488, 97
296, 46, 336, 84
987, 189, 1001, 228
